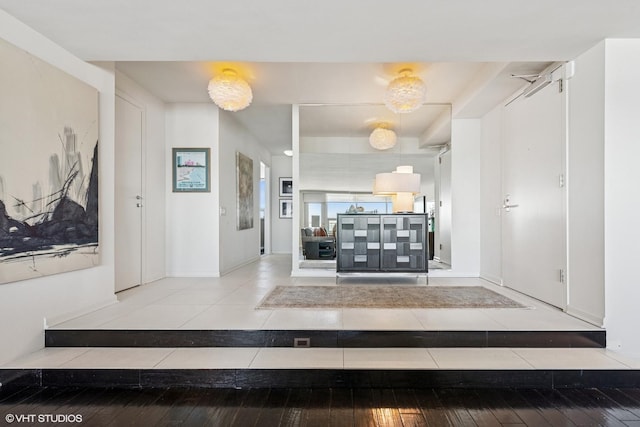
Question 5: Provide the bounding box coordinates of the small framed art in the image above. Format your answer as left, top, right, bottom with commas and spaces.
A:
279, 199, 293, 218
279, 177, 293, 197
172, 148, 211, 192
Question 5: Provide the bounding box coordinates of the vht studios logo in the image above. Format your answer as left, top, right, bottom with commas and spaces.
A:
5, 413, 83, 423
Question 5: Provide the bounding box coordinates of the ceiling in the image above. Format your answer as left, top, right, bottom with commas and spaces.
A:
2, 1, 639, 155
2, 1, 639, 62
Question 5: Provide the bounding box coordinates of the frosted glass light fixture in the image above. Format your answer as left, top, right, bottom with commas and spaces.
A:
207, 68, 253, 112
369, 126, 397, 150
373, 165, 421, 213
384, 68, 426, 114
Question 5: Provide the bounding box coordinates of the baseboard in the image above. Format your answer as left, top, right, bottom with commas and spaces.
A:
220, 256, 261, 276
45, 296, 118, 328
428, 270, 479, 278
480, 274, 503, 286
566, 305, 604, 328
433, 257, 451, 266
143, 273, 165, 284
166, 271, 221, 278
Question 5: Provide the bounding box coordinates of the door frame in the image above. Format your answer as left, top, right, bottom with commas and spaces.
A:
114, 91, 146, 292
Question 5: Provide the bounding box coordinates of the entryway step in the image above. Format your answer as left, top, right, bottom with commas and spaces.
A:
2, 368, 640, 390
3, 346, 638, 389
44, 329, 606, 348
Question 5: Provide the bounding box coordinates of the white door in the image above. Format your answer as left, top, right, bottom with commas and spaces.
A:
115, 95, 143, 292
502, 82, 566, 308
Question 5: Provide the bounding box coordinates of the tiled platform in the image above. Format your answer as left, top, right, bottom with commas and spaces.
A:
3, 255, 639, 389
3, 346, 640, 389
48, 255, 600, 333
5, 347, 639, 371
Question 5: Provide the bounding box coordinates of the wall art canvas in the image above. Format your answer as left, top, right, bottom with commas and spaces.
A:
236, 151, 254, 230
0, 38, 99, 285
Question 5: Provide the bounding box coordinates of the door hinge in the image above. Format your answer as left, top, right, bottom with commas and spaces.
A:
559, 269, 565, 284
559, 79, 564, 93
439, 201, 442, 207
559, 174, 565, 188
439, 157, 442, 164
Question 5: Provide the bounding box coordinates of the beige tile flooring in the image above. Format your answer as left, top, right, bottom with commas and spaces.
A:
4, 255, 640, 370
5, 346, 640, 370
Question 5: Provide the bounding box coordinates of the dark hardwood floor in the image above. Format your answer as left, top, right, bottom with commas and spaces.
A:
2, 386, 640, 426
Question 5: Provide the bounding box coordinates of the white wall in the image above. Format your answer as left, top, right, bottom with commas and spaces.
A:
479, 105, 503, 284
0, 11, 116, 364
603, 39, 640, 354
271, 155, 293, 254
165, 104, 220, 277
115, 71, 166, 283
566, 43, 606, 325
450, 119, 481, 276
218, 111, 272, 274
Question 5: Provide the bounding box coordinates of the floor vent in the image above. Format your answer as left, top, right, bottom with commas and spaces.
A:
293, 337, 311, 348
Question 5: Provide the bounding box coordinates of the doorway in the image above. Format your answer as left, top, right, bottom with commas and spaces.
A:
114, 94, 143, 292
260, 161, 271, 255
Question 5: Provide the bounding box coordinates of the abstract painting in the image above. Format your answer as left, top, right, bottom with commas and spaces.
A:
236, 152, 253, 230
0, 38, 99, 284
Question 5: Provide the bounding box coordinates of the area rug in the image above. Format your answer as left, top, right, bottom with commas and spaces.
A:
256, 285, 528, 309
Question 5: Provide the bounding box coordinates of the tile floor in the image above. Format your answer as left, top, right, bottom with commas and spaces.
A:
4, 254, 640, 371
4, 346, 640, 370
50, 255, 599, 332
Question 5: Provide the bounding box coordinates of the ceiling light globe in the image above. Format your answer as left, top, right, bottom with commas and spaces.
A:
208, 69, 253, 112
385, 73, 426, 114
369, 127, 397, 150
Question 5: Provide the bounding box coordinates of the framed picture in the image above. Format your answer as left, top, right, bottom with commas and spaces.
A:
279, 177, 293, 197
172, 148, 210, 192
236, 151, 254, 230
279, 199, 293, 218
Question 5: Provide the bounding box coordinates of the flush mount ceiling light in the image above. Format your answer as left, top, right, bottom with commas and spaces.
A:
207, 68, 253, 112
369, 126, 397, 150
384, 68, 426, 114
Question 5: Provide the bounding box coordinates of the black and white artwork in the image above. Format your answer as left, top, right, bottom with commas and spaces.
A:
279, 199, 293, 219
0, 38, 99, 285
279, 177, 293, 197
236, 151, 254, 230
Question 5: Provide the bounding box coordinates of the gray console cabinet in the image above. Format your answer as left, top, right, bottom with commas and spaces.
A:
337, 213, 428, 273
